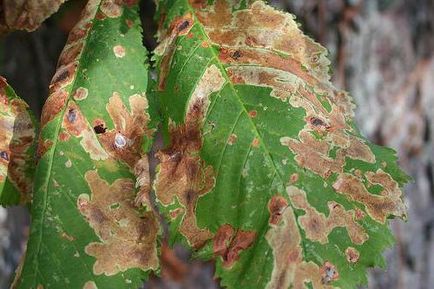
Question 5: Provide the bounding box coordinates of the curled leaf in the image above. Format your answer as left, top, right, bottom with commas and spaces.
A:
0, 76, 37, 206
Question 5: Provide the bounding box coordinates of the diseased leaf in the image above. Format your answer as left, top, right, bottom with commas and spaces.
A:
154, 1, 409, 289
0, 0, 68, 34
14, 1, 159, 288
0, 76, 37, 206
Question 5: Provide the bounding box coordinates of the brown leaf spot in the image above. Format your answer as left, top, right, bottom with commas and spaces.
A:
73, 87, 88, 101
345, 247, 360, 263
213, 224, 256, 268
113, 45, 126, 58
320, 261, 339, 284
268, 196, 288, 225
252, 137, 260, 148
248, 110, 257, 118
289, 173, 299, 184
62, 102, 109, 161
58, 131, 70, 142
228, 133, 237, 145
125, 18, 134, 27
78, 171, 159, 275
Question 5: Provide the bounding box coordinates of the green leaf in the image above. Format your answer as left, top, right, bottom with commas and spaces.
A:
14, 1, 160, 288
0, 77, 37, 206
153, 1, 409, 289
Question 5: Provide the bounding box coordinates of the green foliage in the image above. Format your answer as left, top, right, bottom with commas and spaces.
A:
0, 0, 408, 289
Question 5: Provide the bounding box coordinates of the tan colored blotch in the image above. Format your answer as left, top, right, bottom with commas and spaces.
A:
228, 133, 237, 145
345, 247, 360, 263
83, 281, 98, 289
0, 80, 35, 202
73, 87, 88, 101
281, 131, 344, 179
65, 159, 72, 168
251, 137, 260, 148
320, 261, 339, 284
98, 92, 152, 168
265, 205, 337, 289
113, 45, 126, 58
287, 186, 368, 245
213, 224, 256, 268
77, 170, 159, 275
333, 169, 406, 223
62, 102, 109, 161
186, 64, 226, 115
155, 97, 216, 248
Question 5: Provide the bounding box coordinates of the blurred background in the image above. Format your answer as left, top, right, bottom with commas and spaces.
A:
0, 0, 433, 288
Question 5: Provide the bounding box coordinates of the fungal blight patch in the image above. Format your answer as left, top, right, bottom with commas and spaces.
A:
77, 170, 158, 275
113, 45, 126, 58
62, 102, 109, 161
98, 92, 152, 168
